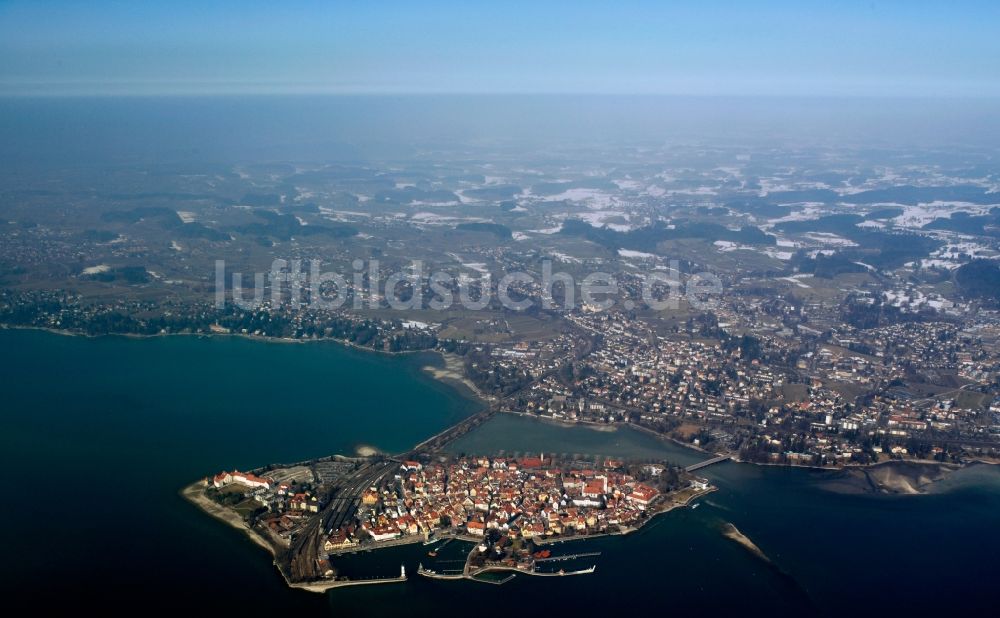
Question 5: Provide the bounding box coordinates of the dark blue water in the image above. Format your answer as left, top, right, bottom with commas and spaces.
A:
0, 329, 477, 612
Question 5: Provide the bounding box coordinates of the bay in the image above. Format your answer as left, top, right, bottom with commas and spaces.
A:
0, 328, 477, 611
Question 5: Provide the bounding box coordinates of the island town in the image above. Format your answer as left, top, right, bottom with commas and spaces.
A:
188, 450, 715, 590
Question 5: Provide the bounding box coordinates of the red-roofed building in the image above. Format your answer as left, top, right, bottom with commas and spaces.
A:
466, 520, 486, 536
626, 484, 658, 509
213, 470, 272, 490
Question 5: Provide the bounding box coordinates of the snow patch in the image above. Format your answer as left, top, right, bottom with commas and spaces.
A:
618, 249, 656, 259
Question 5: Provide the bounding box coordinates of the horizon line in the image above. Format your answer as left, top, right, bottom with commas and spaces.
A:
3, 90, 1000, 101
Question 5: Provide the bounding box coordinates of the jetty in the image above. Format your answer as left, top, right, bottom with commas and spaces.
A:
289, 564, 408, 593
534, 551, 601, 563
525, 565, 596, 577
417, 563, 465, 580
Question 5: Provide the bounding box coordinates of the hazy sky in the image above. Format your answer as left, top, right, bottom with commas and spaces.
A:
1, 1, 998, 96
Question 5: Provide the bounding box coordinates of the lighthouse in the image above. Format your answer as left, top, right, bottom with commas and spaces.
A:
400, 563, 406, 579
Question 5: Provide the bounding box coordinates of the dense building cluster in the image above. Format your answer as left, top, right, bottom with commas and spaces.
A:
321, 456, 691, 551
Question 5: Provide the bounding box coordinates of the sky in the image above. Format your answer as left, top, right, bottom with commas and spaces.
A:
1, 0, 998, 97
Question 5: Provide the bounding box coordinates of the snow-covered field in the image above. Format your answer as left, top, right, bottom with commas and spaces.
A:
802, 233, 858, 247
892, 201, 997, 229
82, 264, 110, 275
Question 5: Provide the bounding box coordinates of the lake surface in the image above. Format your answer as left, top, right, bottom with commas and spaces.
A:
2, 328, 998, 615
447, 412, 708, 466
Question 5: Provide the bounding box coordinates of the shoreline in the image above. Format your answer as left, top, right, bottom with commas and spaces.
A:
10, 324, 990, 476
182, 481, 413, 593
3, 322, 491, 409
533, 485, 716, 546
422, 351, 492, 404
180, 481, 279, 558
430, 487, 716, 583
495, 409, 987, 474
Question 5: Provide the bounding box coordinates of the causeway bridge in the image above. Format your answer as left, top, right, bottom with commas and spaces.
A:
685, 455, 731, 472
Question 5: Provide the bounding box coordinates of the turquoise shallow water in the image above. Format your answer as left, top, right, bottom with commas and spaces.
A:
447, 412, 708, 466
1, 328, 998, 615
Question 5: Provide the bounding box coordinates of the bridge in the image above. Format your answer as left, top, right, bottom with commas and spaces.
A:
403, 407, 497, 457
685, 455, 731, 472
